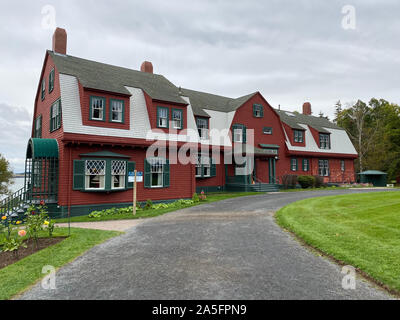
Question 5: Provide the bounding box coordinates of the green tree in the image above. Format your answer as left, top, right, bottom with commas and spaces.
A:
0, 154, 14, 196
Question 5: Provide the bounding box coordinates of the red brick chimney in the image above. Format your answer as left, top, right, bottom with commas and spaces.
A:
140, 61, 153, 73
52, 27, 67, 55
303, 102, 312, 115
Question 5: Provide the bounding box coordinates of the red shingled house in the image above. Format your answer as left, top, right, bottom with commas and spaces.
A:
1, 28, 358, 217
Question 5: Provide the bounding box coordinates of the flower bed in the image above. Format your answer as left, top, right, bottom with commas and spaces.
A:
0, 236, 66, 270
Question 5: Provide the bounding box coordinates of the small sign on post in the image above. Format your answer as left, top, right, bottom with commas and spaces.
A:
133, 170, 137, 216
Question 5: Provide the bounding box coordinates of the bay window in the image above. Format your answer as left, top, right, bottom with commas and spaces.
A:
85, 160, 106, 190
111, 160, 126, 189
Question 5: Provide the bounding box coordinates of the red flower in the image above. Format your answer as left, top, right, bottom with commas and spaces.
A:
31, 211, 36, 215
40, 200, 45, 206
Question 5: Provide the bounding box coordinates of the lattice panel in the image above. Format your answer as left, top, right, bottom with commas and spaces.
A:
85, 160, 106, 175
111, 160, 126, 175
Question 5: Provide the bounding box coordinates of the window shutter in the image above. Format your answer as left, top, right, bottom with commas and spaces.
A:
73, 160, 85, 190
38, 116, 42, 138
144, 159, 151, 188
211, 158, 216, 177
126, 161, 136, 189
163, 159, 170, 187
50, 104, 53, 132
243, 126, 247, 143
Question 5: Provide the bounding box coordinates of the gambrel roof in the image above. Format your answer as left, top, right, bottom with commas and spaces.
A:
48, 51, 187, 105
275, 109, 341, 133
180, 88, 258, 117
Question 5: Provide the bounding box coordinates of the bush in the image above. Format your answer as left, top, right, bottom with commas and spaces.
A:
297, 176, 316, 189
192, 193, 200, 203
144, 199, 154, 210
282, 174, 298, 189
313, 175, 324, 188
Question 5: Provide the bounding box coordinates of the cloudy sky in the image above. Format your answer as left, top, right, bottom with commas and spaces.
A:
1, 0, 399, 172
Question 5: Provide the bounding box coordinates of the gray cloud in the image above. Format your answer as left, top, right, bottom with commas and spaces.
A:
1, 0, 399, 171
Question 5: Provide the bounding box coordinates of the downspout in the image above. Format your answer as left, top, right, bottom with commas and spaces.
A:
68, 145, 72, 236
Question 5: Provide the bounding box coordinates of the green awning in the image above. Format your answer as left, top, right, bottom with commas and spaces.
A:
259, 144, 280, 149
358, 170, 387, 175
27, 138, 59, 159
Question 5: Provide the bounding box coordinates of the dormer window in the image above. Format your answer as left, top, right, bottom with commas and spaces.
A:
319, 133, 331, 149
253, 104, 264, 118
196, 117, 209, 140
90, 96, 106, 121
157, 107, 168, 128
110, 99, 124, 123
171, 109, 183, 129
294, 130, 304, 143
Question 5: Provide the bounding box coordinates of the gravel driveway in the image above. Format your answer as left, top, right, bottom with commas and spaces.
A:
19, 189, 398, 300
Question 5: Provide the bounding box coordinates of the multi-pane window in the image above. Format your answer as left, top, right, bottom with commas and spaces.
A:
49, 69, 55, 93
50, 100, 61, 132
233, 128, 243, 143
85, 160, 106, 189
171, 109, 183, 129
33, 161, 42, 188
253, 104, 263, 118
41, 78, 46, 100
196, 118, 209, 140
341, 160, 345, 172
263, 127, 273, 135
318, 160, 330, 176
319, 134, 331, 149
110, 99, 124, 123
157, 107, 168, 128
90, 97, 105, 121
195, 155, 202, 177
34, 116, 42, 138
303, 159, 309, 172
111, 160, 126, 189
291, 158, 298, 171
294, 130, 304, 143
149, 158, 164, 187
202, 156, 211, 177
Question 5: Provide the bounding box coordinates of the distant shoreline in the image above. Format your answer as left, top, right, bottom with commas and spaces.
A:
13, 175, 25, 178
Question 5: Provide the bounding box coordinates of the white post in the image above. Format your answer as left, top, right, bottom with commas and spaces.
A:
133, 170, 137, 216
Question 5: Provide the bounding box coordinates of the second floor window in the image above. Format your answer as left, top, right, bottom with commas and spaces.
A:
294, 130, 304, 143
110, 99, 124, 123
41, 78, 46, 100
34, 116, 42, 138
196, 118, 209, 140
232, 124, 246, 143
90, 96, 106, 121
319, 133, 331, 149
50, 100, 62, 132
263, 127, 273, 135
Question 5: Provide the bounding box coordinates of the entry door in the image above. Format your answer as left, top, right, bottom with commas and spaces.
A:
268, 158, 276, 184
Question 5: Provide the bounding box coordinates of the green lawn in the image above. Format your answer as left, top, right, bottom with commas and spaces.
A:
276, 191, 400, 293
55, 192, 261, 223
0, 227, 120, 300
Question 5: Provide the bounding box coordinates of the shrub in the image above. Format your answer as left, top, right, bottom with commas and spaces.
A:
144, 199, 154, 210
282, 174, 298, 189
313, 175, 324, 188
192, 193, 200, 203
297, 175, 316, 189
25, 203, 49, 248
